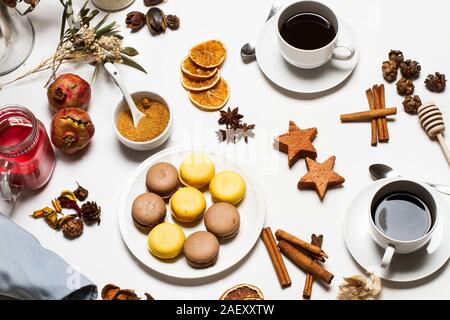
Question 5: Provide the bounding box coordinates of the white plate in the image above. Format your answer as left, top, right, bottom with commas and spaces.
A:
118, 147, 266, 280
344, 178, 450, 282
256, 16, 359, 94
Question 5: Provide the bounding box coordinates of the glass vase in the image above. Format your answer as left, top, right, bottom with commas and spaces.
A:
0, 3, 35, 76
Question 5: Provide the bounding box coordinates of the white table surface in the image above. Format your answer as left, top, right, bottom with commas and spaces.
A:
2, 0, 450, 300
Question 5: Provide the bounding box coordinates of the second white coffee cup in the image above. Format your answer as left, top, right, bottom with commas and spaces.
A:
368, 180, 439, 269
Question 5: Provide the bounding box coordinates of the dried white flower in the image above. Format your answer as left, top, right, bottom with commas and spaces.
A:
78, 26, 96, 46
337, 273, 382, 300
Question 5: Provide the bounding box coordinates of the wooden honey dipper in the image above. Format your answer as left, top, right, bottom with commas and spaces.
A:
418, 102, 450, 166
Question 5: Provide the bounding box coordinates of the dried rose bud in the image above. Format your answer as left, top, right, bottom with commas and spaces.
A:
388, 50, 404, 66
403, 95, 422, 115
425, 72, 446, 93
382, 60, 398, 83
396, 77, 415, 96
400, 60, 421, 80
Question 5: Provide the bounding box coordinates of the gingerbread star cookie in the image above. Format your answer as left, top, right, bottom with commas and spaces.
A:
275, 121, 318, 167
298, 156, 345, 200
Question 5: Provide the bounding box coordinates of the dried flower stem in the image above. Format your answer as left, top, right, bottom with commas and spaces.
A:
0, 0, 145, 89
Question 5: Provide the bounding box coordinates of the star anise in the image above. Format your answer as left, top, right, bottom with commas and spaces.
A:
237, 123, 255, 143
217, 129, 237, 144
218, 107, 243, 129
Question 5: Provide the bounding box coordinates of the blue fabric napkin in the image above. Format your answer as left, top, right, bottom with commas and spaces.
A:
0, 213, 98, 300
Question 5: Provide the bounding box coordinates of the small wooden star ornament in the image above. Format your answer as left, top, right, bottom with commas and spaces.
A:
275, 121, 318, 167
298, 156, 345, 200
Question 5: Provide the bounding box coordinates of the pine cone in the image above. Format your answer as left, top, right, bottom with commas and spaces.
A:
166, 14, 180, 30
80, 201, 101, 225
425, 72, 446, 93
382, 60, 398, 83
396, 77, 415, 96
61, 217, 84, 239
400, 60, 421, 80
403, 95, 422, 115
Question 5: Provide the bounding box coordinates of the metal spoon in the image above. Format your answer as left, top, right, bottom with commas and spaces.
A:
369, 163, 450, 195
240, 1, 282, 63
104, 62, 145, 128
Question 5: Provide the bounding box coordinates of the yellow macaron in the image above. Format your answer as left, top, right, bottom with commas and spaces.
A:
147, 222, 186, 259
170, 187, 206, 222
179, 153, 215, 189
209, 171, 246, 205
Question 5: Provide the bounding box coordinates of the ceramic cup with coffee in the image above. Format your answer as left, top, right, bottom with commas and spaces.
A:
369, 180, 439, 269
277, 1, 355, 69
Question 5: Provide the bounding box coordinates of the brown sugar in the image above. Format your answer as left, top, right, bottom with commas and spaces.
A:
117, 98, 170, 142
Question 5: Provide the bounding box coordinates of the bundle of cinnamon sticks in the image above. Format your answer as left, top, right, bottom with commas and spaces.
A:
368, 84, 390, 146
340, 84, 396, 146
260, 228, 332, 299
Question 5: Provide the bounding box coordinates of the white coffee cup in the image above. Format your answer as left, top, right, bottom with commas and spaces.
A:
369, 180, 439, 269
277, 1, 355, 69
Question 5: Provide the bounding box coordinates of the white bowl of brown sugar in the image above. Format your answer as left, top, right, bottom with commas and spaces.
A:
112, 91, 172, 151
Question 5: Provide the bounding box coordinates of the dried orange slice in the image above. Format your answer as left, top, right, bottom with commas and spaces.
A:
181, 70, 220, 92
188, 78, 230, 111
219, 284, 264, 300
181, 56, 218, 80
189, 40, 227, 69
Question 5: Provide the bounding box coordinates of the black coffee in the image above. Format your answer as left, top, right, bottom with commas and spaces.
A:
372, 193, 433, 241
280, 12, 336, 50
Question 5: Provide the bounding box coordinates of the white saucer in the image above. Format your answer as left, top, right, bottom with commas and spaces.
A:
256, 15, 359, 94
344, 178, 450, 282
118, 147, 266, 280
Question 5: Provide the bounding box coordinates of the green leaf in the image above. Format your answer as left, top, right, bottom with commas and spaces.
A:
121, 47, 139, 57
80, 8, 90, 18
60, 2, 68, 41
120, 54, 147, 74
82, 10, 99, 26
80, 0, 89, 12
91, 62, 100, 84
93, 13, 110, 31
95, 22, 117, 38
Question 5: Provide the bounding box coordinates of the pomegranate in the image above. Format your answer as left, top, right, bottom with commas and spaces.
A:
47, 74, 91, 112
50, 108, 95, 154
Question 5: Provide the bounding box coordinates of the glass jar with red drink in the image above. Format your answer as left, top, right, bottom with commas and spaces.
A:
0, 105, 56, 203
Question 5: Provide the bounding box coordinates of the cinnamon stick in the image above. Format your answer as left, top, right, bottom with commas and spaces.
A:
373, 85, 387, 141
378, 84, 389, 141
303, 234, 323, 299
261, 227, 292, 288
275, 229, 328, 259
366, 89, 378, 146
339, 108, 397, 122
278, 240, 334, 285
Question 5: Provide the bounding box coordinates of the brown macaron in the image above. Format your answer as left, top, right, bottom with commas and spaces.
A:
146, 162, 180, 200
204, 202, 240, 241
183, 231, 220, 268
131, 192, 166, 232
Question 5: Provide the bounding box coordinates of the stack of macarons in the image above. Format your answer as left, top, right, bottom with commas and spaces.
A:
130, 152, 246, 269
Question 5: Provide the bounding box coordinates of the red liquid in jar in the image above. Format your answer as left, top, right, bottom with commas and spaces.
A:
0, 112, 56, 191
